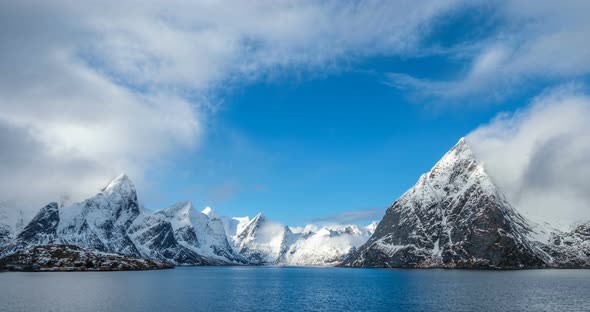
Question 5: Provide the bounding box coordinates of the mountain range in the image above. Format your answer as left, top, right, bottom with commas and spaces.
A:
0, 175, 373, 266
1, 138, 588, 268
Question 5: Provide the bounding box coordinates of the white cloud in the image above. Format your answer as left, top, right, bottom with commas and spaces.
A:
467, 84, 590, 227
0, 0, 464, 211
387, 0, 590, 100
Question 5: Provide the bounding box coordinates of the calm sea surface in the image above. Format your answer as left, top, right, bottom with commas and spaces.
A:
0, 267, 589, 312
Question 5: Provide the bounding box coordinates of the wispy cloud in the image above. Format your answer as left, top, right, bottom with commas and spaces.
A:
310, 208, 385, 224
387, 1, 590, 101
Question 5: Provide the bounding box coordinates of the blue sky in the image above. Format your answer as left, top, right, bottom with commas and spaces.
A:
1, 1, 589, 226
143, 55, 551, 225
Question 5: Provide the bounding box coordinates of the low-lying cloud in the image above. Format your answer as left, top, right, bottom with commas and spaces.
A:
468, 85, 590, 227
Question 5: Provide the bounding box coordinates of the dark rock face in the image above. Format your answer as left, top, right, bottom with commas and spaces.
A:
341, 138, 546, 269
14, 202, 60, 248
127, 216, 208, 265
0, 245, 173, 272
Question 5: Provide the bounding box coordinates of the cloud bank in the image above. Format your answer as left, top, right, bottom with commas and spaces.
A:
468, 85, 590, 227
0, 0, 461, 211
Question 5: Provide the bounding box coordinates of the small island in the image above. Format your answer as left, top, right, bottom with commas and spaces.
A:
0, 245, 173, 272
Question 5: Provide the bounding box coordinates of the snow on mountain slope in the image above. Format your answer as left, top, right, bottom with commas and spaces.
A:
127, 210, 208, 265
0, 204, 26, 248
283, 225, 374, 265
536, 222, 590, 268
232, 213, 290, 264
154, 202, 244, 263
341, 138, 547, 269
225, 213, 376, 265
57, 174, 141, 256
13, 202, 60, 249
0, 173, 375, 266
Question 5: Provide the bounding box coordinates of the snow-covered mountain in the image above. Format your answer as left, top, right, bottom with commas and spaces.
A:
2, 139, 587, 268
283, 224, 375, 265
0, 204, 26, 248
227, 213, 374, 265
341, 138, 590, 269
58, 174, 141, 256
0, 174, 373, 266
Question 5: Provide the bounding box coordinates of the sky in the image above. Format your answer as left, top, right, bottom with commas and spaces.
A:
0, 1, 589, 227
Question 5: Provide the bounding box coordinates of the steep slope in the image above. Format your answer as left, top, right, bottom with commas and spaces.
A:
152, 202, 243, 264
0, 205, 26, 248
233, 213, 293, 264
284, 225, 374, 265
538, 222, 590, 268
13, 202, 60, 249
127, 212, 207, 265
227, 214, 375, 266
341, 138, 546, 269
58, 174, 141, 256
0, 205, 12, 247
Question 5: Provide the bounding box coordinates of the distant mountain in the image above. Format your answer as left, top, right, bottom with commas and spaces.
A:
0, 204, 26, 249
0, 174, 373, 266
229, 213, 374, 265
340, 138, 589, 269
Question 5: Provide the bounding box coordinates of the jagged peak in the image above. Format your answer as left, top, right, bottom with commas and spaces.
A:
425, 137, 484, 181
252, 212, 265, 223
160, 201, 194, 215
238, 213, 266, 236
202, 206, 218, 218
102, 173, 135, 194
43, 202, 59, 212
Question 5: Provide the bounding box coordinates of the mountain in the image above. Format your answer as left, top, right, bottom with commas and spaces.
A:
58, 174, 141, 256
538, 222, 590, 268
148, 202, 244, 264
0, 205, 26, 248
3, 142, 585, 268
228, 213, 375, 265
232, 213, 289, 264
283, 224, 375, 265
0, 175, 245, 265
13, 202, 60, 249
341, 138, 547, 269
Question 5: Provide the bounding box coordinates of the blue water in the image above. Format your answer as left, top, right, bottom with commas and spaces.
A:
0, 267, 589, 312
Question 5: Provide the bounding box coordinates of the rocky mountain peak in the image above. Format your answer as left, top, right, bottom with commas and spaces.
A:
158, 201, 195, 220
102, 173, 135, 195
341, 137, 544, 269
202, 207, 218, 219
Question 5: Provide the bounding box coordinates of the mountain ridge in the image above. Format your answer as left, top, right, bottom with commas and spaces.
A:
1, 139, 588, 268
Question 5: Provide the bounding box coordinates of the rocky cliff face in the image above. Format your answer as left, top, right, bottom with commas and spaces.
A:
341, 138, 547, 269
